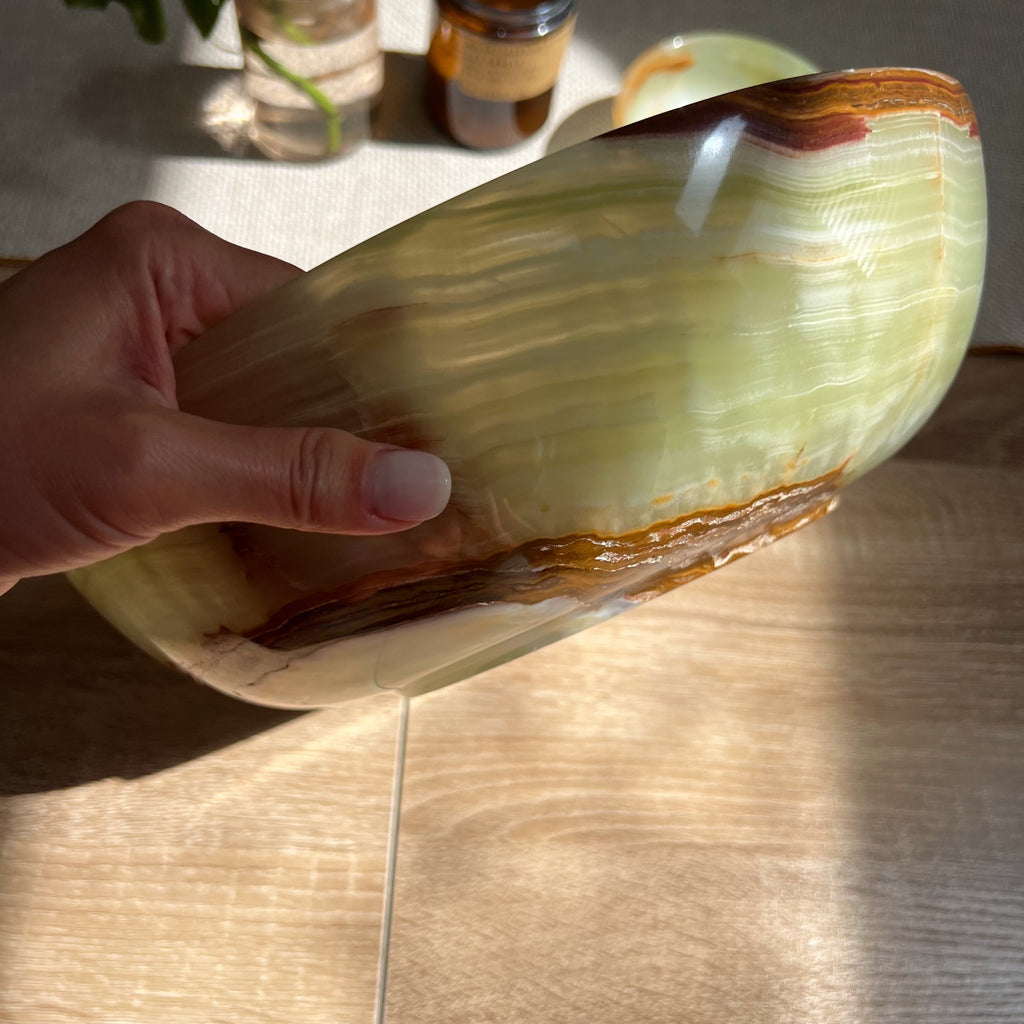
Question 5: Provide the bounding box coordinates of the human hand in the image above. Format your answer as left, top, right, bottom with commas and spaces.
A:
0, 202, 451, 595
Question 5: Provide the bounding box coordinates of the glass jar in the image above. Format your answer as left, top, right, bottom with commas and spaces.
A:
426, 0, 578, 150
236, 0, 384, 161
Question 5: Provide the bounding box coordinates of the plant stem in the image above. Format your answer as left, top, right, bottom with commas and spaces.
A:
240, 26, 341, 156
271, 0, 317, 45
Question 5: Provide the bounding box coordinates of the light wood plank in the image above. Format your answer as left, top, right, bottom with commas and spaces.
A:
899, 354, 1024, 470
386, 361, 1024, 1023
0, 578, 404, 1023
0, 356, 1020, 1022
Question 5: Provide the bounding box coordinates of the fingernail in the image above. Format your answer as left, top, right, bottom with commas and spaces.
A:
368, 449, 452, 523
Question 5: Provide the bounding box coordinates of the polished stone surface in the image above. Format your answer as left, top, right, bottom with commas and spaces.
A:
71, 69, 987, 708
613, 32, 817, 127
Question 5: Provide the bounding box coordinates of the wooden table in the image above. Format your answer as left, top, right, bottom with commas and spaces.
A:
1, 353, 1022, 1023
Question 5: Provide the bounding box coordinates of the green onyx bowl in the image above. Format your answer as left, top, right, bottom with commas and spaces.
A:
70, 68, 987, 708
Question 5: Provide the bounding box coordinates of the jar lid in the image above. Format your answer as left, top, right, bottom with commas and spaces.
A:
446, 0, 577, 31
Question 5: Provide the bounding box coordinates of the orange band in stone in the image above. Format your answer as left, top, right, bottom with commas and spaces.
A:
611, 68, 979, 149
243, 469, 842, 651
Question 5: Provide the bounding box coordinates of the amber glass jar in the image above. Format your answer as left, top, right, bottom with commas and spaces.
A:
426, 0, 578, 149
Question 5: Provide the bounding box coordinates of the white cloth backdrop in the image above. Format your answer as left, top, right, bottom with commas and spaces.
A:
0, 0, 1019, 347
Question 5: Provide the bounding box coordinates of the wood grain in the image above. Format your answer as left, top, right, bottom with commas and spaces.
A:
899, 353, 1024, 471
385, 358, 1024, 1024
0, 581, 405, 1022
0, 357, 1021, 1023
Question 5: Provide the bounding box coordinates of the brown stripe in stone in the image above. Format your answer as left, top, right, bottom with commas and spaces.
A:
242, 468, 843, 652
612, 48, 695, 127
607, 68, 979, 151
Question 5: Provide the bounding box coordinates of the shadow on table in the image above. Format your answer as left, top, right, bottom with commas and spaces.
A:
66, 64, 257, 159
544, 98, 615, 155
65, 51, 448, 160
0, 576, 298, 797
829, 356, 1024, 1017
374, 52, 449, 147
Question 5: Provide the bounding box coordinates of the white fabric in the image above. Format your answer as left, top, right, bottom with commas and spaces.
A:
0, 0, 1019, 346
0, 2, 618, 268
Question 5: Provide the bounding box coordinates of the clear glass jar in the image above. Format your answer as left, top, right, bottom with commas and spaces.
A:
236, 0, 384, 161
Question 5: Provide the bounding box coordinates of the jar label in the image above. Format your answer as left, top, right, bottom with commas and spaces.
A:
452, 17, 576, 103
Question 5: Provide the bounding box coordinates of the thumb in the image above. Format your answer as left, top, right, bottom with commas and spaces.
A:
139, 411, 452, 536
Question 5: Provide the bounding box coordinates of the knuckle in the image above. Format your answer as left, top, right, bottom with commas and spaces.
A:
83, 203, 195, 282
97, 200, 189, 237
287, 428, 345, 528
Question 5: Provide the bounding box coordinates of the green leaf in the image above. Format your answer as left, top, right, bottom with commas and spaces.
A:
181, 0, 228, 38
63, 0, 167, 43
63, 0, 229, 42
